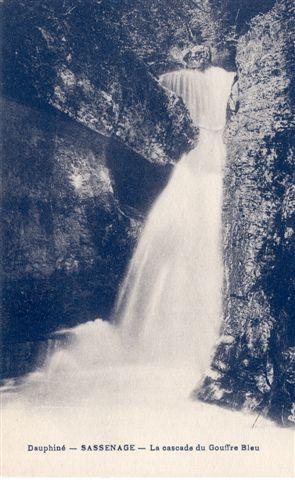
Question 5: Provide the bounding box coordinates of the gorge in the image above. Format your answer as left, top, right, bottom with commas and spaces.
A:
1, 0, 294, 430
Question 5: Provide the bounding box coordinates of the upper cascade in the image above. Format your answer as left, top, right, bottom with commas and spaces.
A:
160, 67, 235, 131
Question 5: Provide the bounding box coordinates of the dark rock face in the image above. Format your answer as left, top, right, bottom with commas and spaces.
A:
198, 0, 295, 426
1, 97, 172, 377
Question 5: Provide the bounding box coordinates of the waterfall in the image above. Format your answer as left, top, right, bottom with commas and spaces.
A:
2, 65, 287, 480
3, 67, 235, 404
160, 68, 234, 130
115, 67, 235, 372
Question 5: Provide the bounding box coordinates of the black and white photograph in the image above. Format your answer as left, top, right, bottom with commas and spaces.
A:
1, 0, 294, 476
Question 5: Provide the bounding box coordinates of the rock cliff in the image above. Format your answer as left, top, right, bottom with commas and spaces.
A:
198, 0, 294, 427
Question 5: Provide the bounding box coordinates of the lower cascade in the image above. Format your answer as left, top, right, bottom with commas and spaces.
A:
4, 67, 235, 403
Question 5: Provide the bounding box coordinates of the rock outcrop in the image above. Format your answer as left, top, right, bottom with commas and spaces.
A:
3, 0, 204, 164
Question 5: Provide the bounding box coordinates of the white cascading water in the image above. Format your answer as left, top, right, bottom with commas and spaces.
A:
3, 66, 235, 403
115, 67, 235, 373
